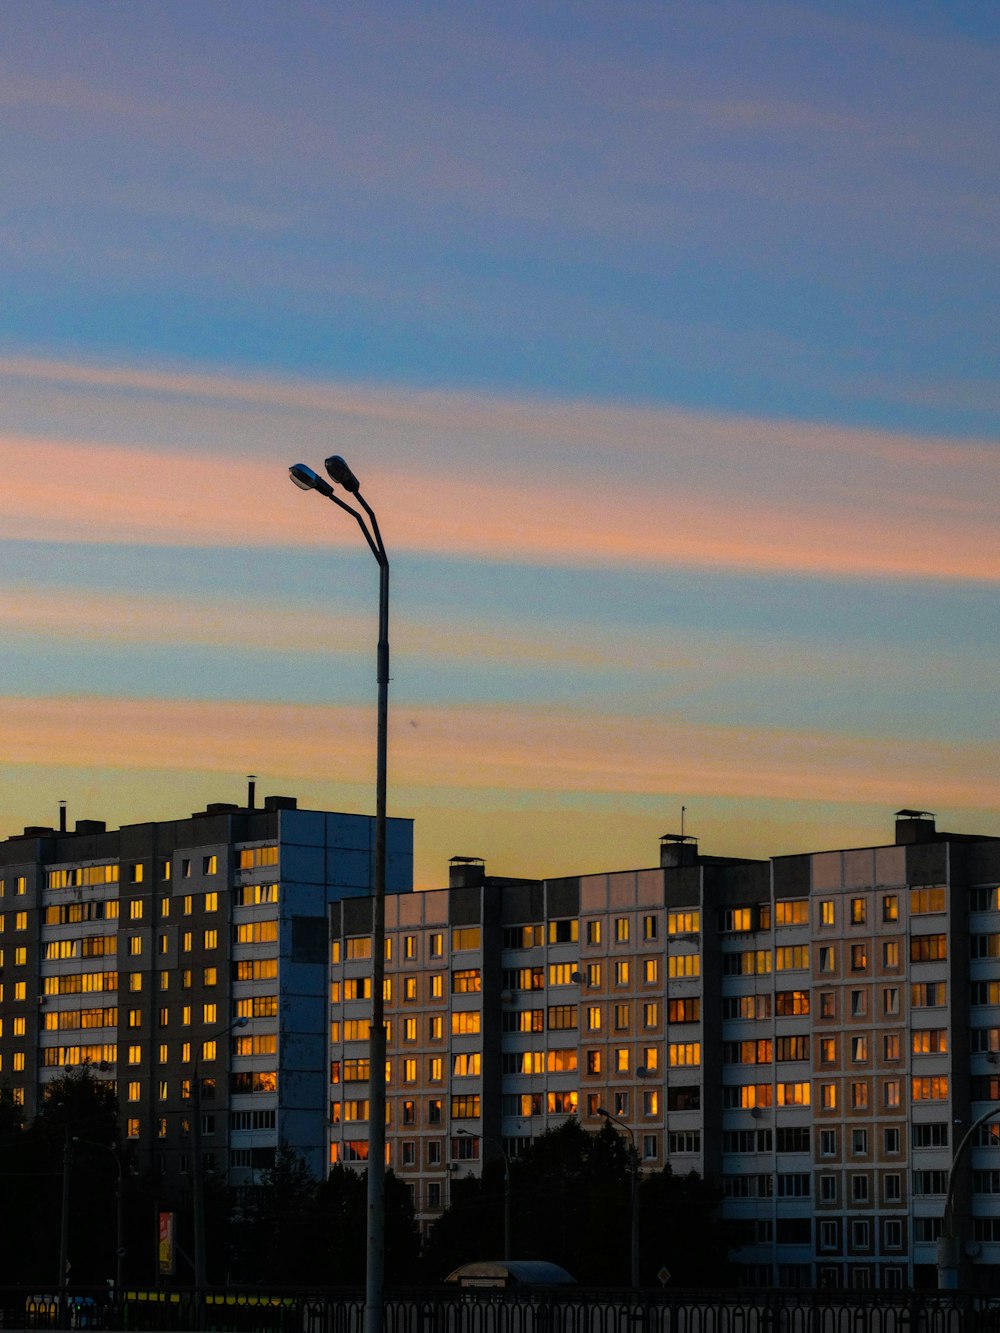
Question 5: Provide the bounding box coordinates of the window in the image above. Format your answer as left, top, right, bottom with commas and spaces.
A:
452, 927, 481, 951
910, 886, 946, 915
850, 990, 868, 1017
911, 934, 947, 962
912, 1075, 949, 1101
882, 894, 899, 922
587, 1006, 602, 1031
850, 943, 868, 971
820, 900, 835, 927
643, 959, 659, 985
548, 1005, 577, 1030
643, 914, 658, 940
882, 940, 900, 968
820, 1129, 837, 1157
642, 1001, 659, 1028
851, 1128, 868, 1155
851, 1035, 868, 1063
819, 1037, 836, 1065
850, 1082, 869, 1110
850, 897, 867, 925
451, 1095, 481, 1120
452, 969, 481, 994
883, 987, 900, 1016
668, 954, 700, 978
776, 945, 809, 971
614, 1003, 630, 1030
614, 916, 630, 942
819, 1174, 837, 1203
884, 1127, 901, 1154
912, 982, 946, 1007
548, 919, 578, 944
913, 1029, 948, 1055
429, 932, 443, 957
774, 900, 808, 926
883, 1034, 900, 1061
851, 1175, 869, 1203
586, 920, 601, 945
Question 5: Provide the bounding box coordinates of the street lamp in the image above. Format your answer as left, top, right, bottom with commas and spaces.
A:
938, 1103, 1000, 1287
456, 1129, 512, 1261
73, 1139, 125, 1299
289, 455, 389, 1333
597, 1106, 640, 1290
192, 1015, 249, 1301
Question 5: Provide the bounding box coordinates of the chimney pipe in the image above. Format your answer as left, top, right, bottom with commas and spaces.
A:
59, 800, 67, 833
247, 774, 257, 810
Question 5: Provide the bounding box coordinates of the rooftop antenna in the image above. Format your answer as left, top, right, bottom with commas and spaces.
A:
59, 800, 67, 834
247, 774, 257, 810
680, 805, 686, 839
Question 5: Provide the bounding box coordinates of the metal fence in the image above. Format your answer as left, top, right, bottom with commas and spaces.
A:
5, 1288, 1000, 1333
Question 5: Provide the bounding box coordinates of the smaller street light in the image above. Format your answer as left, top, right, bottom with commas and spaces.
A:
73, 1138, 126, 1300
192, 1016, 249, 1303
597, 1106, 640, 1290
456, 1128, 512, 1262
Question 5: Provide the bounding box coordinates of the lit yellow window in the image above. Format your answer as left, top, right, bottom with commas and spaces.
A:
204, 891, 218, 911
201, 1040, 217, 1062
203, 1003, 217, 1024
13, 1017, 25, 1036
127, 1081, 141, 1102
203, 930, 218, 950
128, 937, 142, 956
13, 1052, 25, 1071
15, 912, 27, 931
128, 1045, 142, 1065
129, 900, 143, 920
126, 1118, 140, 1138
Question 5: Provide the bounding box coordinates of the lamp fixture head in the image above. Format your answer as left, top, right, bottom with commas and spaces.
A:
325, 455, 361, 493
289, 463, 334, 499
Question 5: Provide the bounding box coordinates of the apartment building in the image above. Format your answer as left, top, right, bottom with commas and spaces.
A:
0, 792, 413, 1192
328, 812, 1000, 1290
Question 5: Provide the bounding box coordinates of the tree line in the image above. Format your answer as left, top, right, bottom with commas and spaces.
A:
0, 1067, 731, 1289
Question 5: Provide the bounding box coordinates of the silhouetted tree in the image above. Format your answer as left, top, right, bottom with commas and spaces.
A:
421, 1119, 730, 1288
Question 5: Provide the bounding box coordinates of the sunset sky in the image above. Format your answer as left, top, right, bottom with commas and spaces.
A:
1, 2, 997, 887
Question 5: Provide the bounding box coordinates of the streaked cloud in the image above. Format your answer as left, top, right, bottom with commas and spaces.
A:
1, 358, 997, 582
1, 695, 995, 816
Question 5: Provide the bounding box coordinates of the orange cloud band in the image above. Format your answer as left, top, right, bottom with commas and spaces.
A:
0, 695, 994, 813
0, 355, 997, 582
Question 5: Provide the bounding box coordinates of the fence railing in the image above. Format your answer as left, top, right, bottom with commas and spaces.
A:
6, 1287, 1000, 1333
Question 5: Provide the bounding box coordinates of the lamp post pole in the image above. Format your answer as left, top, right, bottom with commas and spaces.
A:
289, 457, 389, 1333
938, 1103, 1000, 1288
597, 1106, 640, 1290
74, 1139, 125, 1298
58, 1131, 72, 1326
456, 1129, 512, 1261
192, 1016, 249, 1305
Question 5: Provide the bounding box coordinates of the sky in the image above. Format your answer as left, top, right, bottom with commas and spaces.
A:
0, 0, 997, 889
